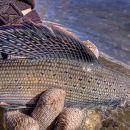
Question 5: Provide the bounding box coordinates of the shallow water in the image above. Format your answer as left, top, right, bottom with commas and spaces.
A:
0, 0, 130, 129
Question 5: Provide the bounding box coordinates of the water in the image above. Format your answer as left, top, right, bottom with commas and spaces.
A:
0, 0, 130, 129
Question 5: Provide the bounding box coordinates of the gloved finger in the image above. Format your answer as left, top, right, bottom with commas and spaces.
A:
23, 10, 41, 23
53, 107, 85, 130
4, 110, 39, 130
23, 0, 35, 9
31, 88, 66, 130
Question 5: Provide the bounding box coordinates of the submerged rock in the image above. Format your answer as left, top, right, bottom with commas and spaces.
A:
82, 109, 101, 130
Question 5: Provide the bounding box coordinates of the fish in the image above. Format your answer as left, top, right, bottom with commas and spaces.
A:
0, 21, 130, 109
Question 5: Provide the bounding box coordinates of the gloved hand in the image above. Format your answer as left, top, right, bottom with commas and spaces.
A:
4, 88, 85, 130
0, 0, 41, 25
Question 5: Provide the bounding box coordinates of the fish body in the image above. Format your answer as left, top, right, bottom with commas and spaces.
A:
0, 22, 130, 108
0, 58, 130, 108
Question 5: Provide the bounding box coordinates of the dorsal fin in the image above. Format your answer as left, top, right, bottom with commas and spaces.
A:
0, 21, 99, 64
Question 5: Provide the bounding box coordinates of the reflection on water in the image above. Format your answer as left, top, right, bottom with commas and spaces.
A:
0, 0, 130, 130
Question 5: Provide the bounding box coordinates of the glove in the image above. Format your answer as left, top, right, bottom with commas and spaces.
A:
0, 0, 41, 25
4, 88, 85, 130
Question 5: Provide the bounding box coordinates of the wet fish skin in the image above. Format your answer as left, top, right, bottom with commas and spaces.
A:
0, 22, 130, 108
0, 58, 129, 108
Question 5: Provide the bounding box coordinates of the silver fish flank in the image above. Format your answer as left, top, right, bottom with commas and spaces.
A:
0, 22, 130, 108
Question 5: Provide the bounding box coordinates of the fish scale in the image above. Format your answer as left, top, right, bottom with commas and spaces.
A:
0, 58, 129, 108
0, 22, 130, 109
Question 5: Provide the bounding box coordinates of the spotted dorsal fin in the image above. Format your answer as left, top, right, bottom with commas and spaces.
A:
0, 21, 99, 64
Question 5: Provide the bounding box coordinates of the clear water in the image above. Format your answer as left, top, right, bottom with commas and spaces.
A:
0, 0, 130, 129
